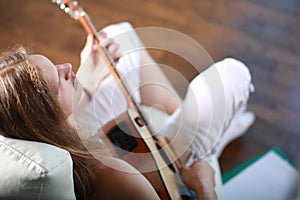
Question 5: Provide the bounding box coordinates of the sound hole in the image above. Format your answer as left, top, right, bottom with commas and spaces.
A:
106, 122, 138, 156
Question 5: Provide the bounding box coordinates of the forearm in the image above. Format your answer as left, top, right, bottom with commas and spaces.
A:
139, 50, 181, 115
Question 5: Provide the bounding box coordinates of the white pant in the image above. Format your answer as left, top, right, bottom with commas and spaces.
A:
159, 58, 254, 161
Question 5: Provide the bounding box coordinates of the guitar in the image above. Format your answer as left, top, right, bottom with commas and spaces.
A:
52, 1, 192, 199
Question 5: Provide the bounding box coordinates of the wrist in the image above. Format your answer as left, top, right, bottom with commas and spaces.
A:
194, 180, 217, 200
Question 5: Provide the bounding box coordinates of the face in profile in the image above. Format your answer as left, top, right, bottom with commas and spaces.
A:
29, 54, 76, 117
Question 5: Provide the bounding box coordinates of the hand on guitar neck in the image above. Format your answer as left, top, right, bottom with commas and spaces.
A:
77, 32, 120, 95
74, 32, 121, 112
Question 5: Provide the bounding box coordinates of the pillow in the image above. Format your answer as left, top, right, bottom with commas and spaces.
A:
0, 136, 76, 200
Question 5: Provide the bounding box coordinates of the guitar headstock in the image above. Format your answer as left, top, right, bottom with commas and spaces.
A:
52, 0, 97, 36
52, 0, 85, 20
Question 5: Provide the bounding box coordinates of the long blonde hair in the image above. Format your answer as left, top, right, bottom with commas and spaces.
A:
0, 45, 97, 199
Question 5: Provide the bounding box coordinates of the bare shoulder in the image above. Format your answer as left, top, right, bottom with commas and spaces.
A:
90, 157, 160, 200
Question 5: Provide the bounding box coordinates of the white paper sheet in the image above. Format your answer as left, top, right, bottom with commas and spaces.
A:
223, 151, 299, 200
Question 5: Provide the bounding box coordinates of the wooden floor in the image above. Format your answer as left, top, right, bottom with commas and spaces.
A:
1, 0, 300, 174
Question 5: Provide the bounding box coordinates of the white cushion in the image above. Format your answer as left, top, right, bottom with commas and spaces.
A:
0, 136, 76, 200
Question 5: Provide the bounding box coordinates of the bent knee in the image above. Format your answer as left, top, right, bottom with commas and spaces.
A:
216, 58, 252, 84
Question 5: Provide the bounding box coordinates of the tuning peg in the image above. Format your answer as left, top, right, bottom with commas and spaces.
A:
52, 0, 62, 5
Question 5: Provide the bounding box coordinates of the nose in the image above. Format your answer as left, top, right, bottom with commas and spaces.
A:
56, 63, 73, 80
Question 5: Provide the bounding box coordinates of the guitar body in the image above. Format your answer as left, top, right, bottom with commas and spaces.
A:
101, 108, 181, 200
